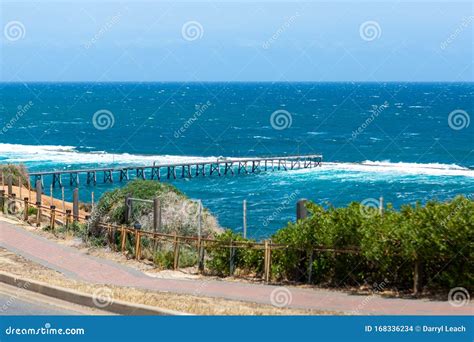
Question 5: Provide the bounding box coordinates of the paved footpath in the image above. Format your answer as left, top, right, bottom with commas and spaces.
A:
1, 220, 472, 315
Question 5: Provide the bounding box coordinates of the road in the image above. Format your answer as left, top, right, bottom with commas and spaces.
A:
0, 282, 110, 315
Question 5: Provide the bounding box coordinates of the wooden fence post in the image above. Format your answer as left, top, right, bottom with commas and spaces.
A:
153, 198, 161, 232
243, 200, 247, 238
121, 226, 127, 253
110, 225, 116, 251
0, 190, 5, 213
124, 196, 131, 224
153, 198, 161, 254
173, 233, 180, 270
7, 175, 12, 196
413, 256, 422, 296
268, 240, 272, 282
23, 197, 29, 221
263, 240, 268, 281
264, 240, 272, 283
197, 239, 205, 273
106, 224, 112, 248
35, 180, 42, 205
84, 215, 91, 234
229, 239, 236, 275
73, 188, 79, 222
296, 199, 308, 221
50, 185, 54, 206
10, 193, 16, 214
308, 250, 314, 284
50, 205, 56, 231
18, 176, 22, 199
135, 230, 141, 260
35, 201, 41, 227
62, 187, 65, 214
65, 210, 71, 230
197, 200, 202, 239
28, 178, 31, 205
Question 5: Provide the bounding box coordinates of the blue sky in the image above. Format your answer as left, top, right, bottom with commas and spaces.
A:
0, 1, 472, 82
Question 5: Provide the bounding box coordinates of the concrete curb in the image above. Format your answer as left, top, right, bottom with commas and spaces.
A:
0, 271, 190, 316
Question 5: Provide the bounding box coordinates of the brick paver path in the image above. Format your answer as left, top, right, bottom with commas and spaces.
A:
1, 220, 472, 315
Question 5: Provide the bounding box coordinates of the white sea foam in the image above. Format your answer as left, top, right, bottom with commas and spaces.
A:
321, 161, 473, 178
0, 143, 217, 166
0, 143, 472, 178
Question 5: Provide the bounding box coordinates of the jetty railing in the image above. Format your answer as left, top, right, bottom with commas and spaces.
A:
0, 189, 361, 284
29, 154, 323, 188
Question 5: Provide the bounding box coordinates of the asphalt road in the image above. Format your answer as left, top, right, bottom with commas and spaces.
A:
0, 283, 110, 315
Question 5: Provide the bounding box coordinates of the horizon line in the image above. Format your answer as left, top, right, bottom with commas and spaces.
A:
1, 81, 473, 84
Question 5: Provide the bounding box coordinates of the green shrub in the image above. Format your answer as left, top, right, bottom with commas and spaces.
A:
154, 250, 174, 269
28, 206, 38, 216
0, 164, 30, 188
206, 230, 263, 276
90, 180, 221, 239
95, 180, 183, 225
178, 246, 198, 268
208, 196, 473, 292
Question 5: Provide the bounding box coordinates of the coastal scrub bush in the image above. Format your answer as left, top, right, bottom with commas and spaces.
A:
27, 206, 38, 216
208, 196, 473, 292
0, 164, 30, 188
90, 180, 221, 240
154, 250, 174, 269
206, 230, 263, 276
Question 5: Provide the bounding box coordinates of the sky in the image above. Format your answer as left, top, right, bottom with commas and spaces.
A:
0, 1, 472, 82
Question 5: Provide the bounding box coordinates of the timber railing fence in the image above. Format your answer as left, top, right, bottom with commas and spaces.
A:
2, 188, 466, 295
0, 189, 360, 284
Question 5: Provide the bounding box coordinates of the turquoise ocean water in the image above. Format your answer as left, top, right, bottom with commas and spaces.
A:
0, 82, 473, 238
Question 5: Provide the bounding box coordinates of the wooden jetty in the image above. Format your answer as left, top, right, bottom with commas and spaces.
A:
30, 154, 322, 188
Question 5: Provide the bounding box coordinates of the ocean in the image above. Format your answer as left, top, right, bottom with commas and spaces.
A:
0, 82, 473, 238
